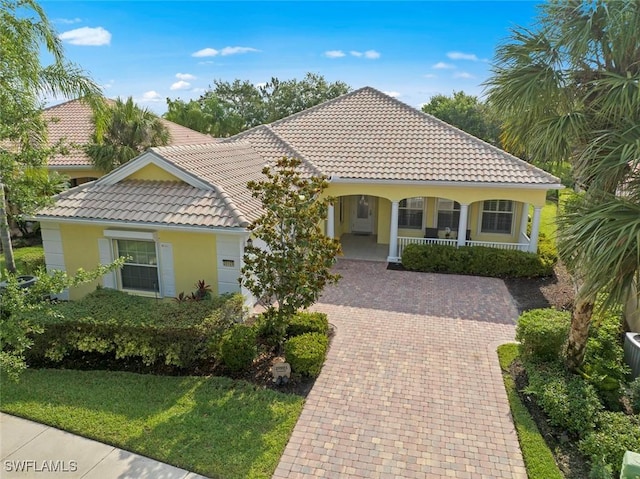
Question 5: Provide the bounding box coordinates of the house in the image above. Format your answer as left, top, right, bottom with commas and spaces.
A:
35, 87, 561, 301
43, 99, 219, 186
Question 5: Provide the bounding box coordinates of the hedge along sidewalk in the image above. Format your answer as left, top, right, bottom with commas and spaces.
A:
0, 369, 304, 479
497, 344, 564, 479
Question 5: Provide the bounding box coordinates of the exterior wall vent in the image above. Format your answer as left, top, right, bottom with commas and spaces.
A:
624, 333, 640, 380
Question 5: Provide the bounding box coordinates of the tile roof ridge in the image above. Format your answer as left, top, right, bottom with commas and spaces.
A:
262, 125, 325, 177
374, 88, 561, 183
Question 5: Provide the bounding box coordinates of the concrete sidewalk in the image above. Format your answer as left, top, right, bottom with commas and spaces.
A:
0, 412, 207, 479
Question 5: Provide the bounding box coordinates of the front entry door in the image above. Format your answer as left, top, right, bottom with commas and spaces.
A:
352, 195, 374, 233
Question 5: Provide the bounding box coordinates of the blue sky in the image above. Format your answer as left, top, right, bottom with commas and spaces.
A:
41, 1, 540, 114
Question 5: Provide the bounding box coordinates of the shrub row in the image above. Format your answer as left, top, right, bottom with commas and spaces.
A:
29, 288, 244, 368
401, 243, 554, 278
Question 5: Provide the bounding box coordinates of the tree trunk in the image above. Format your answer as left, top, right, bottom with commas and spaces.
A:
565, 296, 594, 372
0, 183, 16, 273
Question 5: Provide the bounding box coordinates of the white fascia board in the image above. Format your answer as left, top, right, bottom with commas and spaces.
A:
96, 151, 211, 190
328, 177, 563, 190
30, 216, 249, 235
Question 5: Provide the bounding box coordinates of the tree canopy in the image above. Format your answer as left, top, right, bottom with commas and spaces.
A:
165, 73, 351, 137
421, 91, 501, 147
486, 0, 640, 370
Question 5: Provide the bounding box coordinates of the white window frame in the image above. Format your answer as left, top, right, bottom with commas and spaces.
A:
480, 200, 514, 235
115, 239, 161, 295
436, 199, 461, 231
398, 197, 424, 230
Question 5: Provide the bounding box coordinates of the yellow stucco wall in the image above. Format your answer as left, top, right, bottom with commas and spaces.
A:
58, 223, 218, 300
125, 164, 184, 182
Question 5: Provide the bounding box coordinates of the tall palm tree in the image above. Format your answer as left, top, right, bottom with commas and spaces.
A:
485, 0, 640, 370
87, 97, 170, 173
0, 0, 102, 272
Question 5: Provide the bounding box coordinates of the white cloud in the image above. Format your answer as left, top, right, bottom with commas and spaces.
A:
349, 50, 362, 57
54, 17, 82, 25
141, 90, 162, 102
176, 73, 196, 81
447, 51, 479, 61
220, 46, 259, 56
59, 26, 111, 46
170, 80, 191, 90
192, 48, 219, 57
383, 91, 400, 98
433, 62, 455, 70
423, 74, 437, 79
364, 50, 380, 59
453, 72, 475, 79
325, 50, 346, 58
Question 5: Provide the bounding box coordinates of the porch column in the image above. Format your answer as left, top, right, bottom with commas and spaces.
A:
457, 203, 469, 247
528, 206, 542, 253
327, 203, 335, 239
519, 203, 529, 240
388, 200, 399, 262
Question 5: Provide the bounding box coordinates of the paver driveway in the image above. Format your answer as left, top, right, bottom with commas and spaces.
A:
273, 260, 526, 479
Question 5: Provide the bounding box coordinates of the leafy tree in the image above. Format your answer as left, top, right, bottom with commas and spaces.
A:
1, 259, 125, 380
422, 91, 502, 146
486, 1, 640, 370
166, 73, 351, 137
240, 157, 341, 345
87, 97, 170, 173
0, 0, 102, 273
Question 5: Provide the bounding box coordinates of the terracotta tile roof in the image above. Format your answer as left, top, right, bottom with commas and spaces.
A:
227, 87, 560, 185
43, 99, 218, 168
37, 180, 241, 228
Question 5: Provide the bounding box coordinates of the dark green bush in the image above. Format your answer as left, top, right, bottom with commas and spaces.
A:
516, 309, 570, 362
219, 324, 257, 372
401, 243, 554, 278
628, 377, 640, 414
287, 311, 329, 337
525, 363, 602, 438
284, 332, 328, 377
579, 411, 640, 477
253, 312, 286, 349
28, 288, 244, 368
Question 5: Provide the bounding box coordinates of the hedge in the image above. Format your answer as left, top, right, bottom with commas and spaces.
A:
219, 324, 257, 372
287, 311, 329, 337
284, 332, 328, 377
515, 309, 570, 362
401, 243, 554, 278
28, 288, 244, 368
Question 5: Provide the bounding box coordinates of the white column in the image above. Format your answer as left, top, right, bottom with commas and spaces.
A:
388, 200, 399, 262
327, 203, 335, 239
519, 203, 529, 240
457, 204, 469, 247
528, 206, 542, 253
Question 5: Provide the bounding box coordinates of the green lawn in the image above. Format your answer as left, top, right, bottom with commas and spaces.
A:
1, 369, 304, 479
497, 344, 563, 479
0, 245, 44, 276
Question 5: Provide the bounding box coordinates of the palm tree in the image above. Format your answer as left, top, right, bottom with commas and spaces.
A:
485, 1, 640, 370
87, 97, 170, 173
0, 0, 102, 273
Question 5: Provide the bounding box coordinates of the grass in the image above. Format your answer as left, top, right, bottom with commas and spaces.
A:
0, 245, 44, 277
1, 369, 304, 479
497, 344, 564, 479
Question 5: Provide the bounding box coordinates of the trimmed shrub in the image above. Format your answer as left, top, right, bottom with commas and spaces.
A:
401, 243, 554, 278
284, 332, 328, 377
28, 288, 244, 368
525, 364, 602, 438
219, 324, 257, 372
628, 377, 640, 414
287, 312, 329, 337
579, 411, 640, 477
516, 309, 570, 362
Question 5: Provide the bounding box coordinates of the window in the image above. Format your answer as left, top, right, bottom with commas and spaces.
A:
437, 199, 460, 231
398, 197, 424, 229
116, 240, 159, 292
481, 200, 513, 234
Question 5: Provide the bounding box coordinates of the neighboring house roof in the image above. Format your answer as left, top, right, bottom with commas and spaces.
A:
228, 86, 560, 185
37, 142, 265, 228
43, 99, 218, 168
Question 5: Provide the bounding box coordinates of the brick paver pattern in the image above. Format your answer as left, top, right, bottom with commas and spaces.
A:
273, 260, 527, 479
